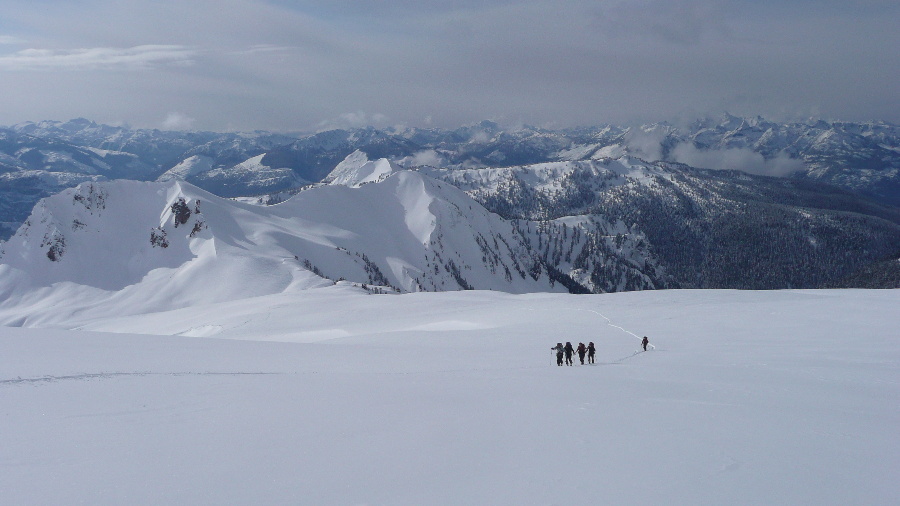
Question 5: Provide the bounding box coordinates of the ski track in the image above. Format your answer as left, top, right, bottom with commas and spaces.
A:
578, 308, 655, 349
2, 366, 630, 384
531, 305, 656, 363
0, 371, 280, 386
10, 307, 659, 386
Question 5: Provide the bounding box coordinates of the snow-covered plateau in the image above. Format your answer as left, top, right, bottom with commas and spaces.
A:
1, 287, 897, 504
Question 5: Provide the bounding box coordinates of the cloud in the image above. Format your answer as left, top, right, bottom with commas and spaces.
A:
401, 150, 447, 168
470, 130, 492, 144
0, 45, 197, 71
317, 111, 390, 131
0, 0, 897, 129
162, 112, 196, 130
622, 118, 806, 177
624, 127, 670, 162
669, 142, 805, 177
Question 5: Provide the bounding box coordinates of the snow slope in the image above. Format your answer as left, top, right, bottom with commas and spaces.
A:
156, 154, 214, 181
0, 288, 897, 504
0, 173, 566, 327
324, 149, 401, 187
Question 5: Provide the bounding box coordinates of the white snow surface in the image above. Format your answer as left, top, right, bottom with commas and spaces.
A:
421, 156, 669, 194
156, 154, 214, 182
591, 143, 627, 159
325, 150, 401, 187
0, 288, 897, 504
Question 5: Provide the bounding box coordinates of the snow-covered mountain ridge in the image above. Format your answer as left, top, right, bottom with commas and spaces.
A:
0, 170, 675, 326
2, 115, 898, 290
416, 155, 900, 289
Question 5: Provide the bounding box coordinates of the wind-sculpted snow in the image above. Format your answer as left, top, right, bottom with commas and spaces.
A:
323, 149, 400, 187
394, 171, 437, 245
156, 154, 214, 182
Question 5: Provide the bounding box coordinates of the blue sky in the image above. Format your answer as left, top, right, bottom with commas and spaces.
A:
0, 0, 897, 131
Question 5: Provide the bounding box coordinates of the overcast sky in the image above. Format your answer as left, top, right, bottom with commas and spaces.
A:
0, 0, 897, 131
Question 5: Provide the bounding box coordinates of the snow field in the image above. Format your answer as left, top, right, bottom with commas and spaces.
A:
1, 288, 898, 504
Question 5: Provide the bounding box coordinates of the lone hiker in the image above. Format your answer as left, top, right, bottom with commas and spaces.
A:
551, 342, 564, 366
576, 342, 587, 365
564, 342, 575, 366
642, 336, 649, 351
587, 342, 596, 364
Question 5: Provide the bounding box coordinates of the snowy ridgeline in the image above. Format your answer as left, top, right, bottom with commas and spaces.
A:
4, 146, 900, 301
0, 288, 898, 504
0, 167, 671, 329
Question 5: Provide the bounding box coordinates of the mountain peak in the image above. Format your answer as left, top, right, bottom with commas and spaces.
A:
324, 150, 401, 187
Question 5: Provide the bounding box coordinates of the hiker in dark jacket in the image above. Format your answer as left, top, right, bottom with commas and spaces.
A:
563, 342, 575, 366
642, 336, 649, 351
576, 342, 587, 365
551, 343, 564, 366
587, 342, 596, 364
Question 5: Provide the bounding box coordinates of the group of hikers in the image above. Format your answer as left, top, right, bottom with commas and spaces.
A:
551, 341, 594, 365
552, 336, 650, 366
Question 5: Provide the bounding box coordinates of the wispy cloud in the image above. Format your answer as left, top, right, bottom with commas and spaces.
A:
161, 111, 196, 130
0, 44, 197, 71
670, 143, 805, 177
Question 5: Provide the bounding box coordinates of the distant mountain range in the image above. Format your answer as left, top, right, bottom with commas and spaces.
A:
1, 115, 898, 293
